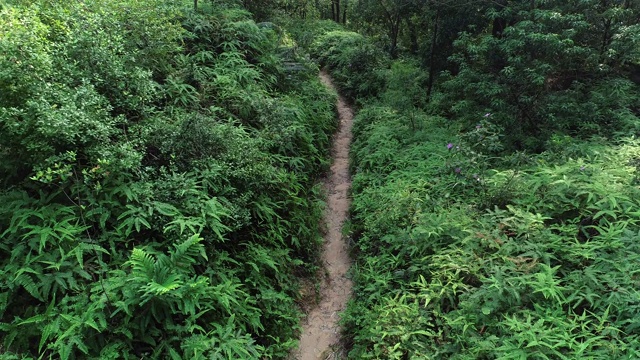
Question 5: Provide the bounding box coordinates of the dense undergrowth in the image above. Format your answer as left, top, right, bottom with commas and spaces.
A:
4, 0, 640, 357
295, 21, 640, 359
0, 1, 336, 358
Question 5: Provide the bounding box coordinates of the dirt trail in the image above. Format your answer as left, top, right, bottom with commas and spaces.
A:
294, 71, 354, 359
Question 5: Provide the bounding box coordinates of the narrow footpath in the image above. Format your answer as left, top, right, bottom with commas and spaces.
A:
295, 71, 354, 359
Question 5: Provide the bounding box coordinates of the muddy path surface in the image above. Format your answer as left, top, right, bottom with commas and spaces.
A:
294, 71, 354, 359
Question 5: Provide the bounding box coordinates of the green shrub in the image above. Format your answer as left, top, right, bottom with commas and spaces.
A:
282, 19, 342, 49
298, 3, 640, 358
0, 1, 336, 358
438, 4, 640, 152
346, 105, 640, 358
310, 30, 388, 101
338, 39, 640, 358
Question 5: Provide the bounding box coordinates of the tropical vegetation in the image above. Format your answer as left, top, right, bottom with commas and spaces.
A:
294, 0, 640, 358
0, 0, 336, 358
2, 0, 640, 358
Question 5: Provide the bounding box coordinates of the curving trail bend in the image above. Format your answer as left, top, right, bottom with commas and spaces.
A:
294, 71, 354, 359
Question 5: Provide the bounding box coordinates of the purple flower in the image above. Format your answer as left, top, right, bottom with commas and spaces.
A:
455, 167, 461, 174
476, 124, 482, 129
447, 143, 454, 150
484, 113, 492, 117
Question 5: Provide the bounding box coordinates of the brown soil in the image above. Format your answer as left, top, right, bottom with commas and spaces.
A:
293, 71, 354, 359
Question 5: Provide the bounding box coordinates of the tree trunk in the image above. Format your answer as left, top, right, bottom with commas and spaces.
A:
405, 17, 418, 54
426, 9, 440, 101
492, 0, 508, 38
333, 0, 340, 23
194, 0, 198, 11
342, 4, 347, 24
331, 2, 336, 22
389, 14, 401, 58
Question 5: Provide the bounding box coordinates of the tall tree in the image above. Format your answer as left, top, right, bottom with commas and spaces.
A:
441, 0, 640, 150
352, 0, 423, 57
421, 0, 491, 100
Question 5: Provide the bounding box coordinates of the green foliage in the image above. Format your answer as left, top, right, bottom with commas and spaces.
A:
299, 10, 640, 356
439, 1, 640, 151
380, 59, 426, 130
345, 97, 640, 358
280, 18, 342, 49
349, 0, 425, 58
0, 0, 336, 358
311, 30, 388, 100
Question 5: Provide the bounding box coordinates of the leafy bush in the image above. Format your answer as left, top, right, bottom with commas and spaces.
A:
0, 0, 336, 358
302, 16, 640, 359
438, 3, 640, 152
310, 30, 388, 101
280, 18, 343, 49
344, 101, 640, 359
344, 102, 640, 358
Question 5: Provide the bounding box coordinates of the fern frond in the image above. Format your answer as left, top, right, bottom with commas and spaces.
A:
164, 216, 204, 235
13, 270, 42, 301
202, 198, 230, 242
129, 248, 155, 279
171, 234, 207, 270
143, 275, 183, 297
